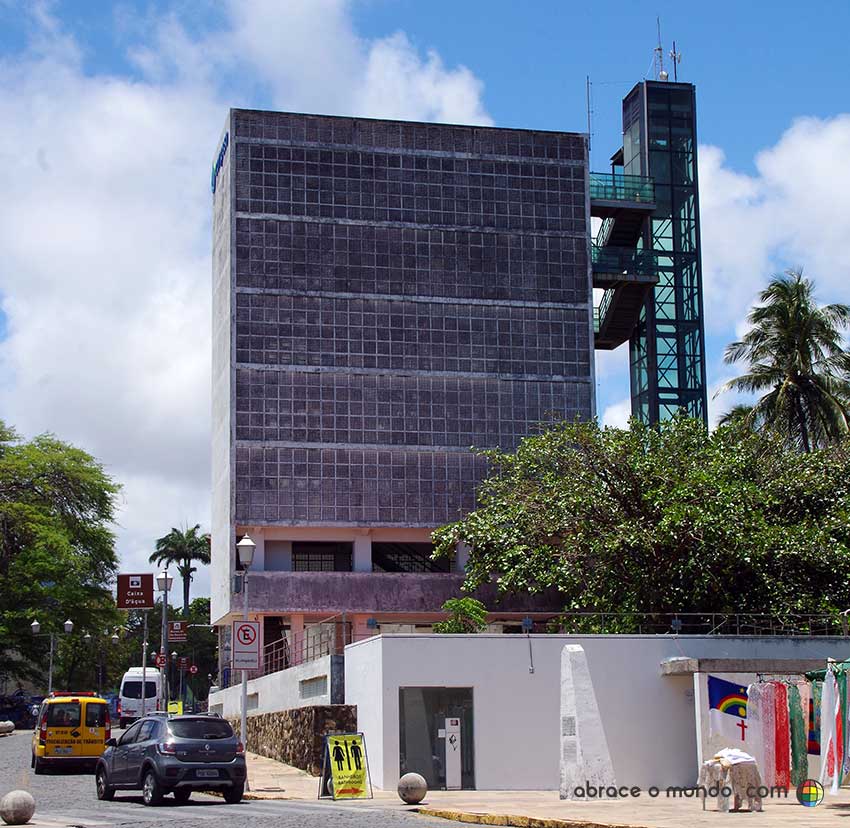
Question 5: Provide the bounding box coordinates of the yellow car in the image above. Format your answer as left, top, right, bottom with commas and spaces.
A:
31, 693, 112, 774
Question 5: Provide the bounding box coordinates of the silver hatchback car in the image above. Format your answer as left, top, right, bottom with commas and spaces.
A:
95, 714, 247, 805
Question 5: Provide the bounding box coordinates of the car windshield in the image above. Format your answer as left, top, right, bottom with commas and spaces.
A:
46, 702, 81, 727
168, 719, 234, 740
122, 681, 157, 699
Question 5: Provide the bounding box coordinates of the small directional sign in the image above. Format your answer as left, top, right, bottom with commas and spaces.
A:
167, 621, 188, 642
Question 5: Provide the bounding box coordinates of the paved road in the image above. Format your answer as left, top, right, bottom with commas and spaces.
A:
0, 732, 453, 828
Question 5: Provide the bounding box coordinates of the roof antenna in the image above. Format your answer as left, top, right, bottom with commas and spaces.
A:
654, 18, 668, 80
669, 41, 682, 82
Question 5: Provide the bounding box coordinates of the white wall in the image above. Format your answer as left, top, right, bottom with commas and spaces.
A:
208, 655, 339, 718
345, 634, 850, 792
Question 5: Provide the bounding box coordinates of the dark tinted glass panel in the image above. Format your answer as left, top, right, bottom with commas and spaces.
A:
46, 702, 80, 727
122, 681, 157, 699
168, 719, 234, 740
85, 703, 108, 727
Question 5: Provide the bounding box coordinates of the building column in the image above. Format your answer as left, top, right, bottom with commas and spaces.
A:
289, 614, 305, 666
455, 542, 470, 573
353, 530, 372, 572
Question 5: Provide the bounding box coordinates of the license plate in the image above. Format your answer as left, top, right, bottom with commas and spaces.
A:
53, 747, 72, 755
196, 769, 219, 778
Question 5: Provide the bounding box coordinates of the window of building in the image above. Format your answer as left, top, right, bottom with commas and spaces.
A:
372, 542, 452, 573
291, 542, 353, 572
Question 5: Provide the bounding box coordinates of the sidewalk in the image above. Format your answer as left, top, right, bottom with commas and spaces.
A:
244, 752, 850, 826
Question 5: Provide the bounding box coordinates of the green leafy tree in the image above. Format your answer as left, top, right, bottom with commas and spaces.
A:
433, 597, 488, 634
433, 416, 850, 626
719, 270, 850, 452
0, 422, 120, 688
149, 524, 211, 617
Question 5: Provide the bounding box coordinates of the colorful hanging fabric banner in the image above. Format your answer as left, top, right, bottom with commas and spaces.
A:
772, 682, 791, 788
788, 683, 808, 786
809, 681, 822, 755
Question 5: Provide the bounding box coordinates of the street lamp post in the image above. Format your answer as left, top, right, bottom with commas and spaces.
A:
156, 570, 173, 710
31, 619, 73, 695
236, 534, 255, 789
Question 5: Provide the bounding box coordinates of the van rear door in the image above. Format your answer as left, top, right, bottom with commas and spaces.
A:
43, 701, 82, 758
80, 701, 110, 758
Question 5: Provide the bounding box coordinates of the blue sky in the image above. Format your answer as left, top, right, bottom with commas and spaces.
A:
1, 0, 849, 588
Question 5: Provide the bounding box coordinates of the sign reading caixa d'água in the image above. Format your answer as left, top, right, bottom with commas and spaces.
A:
321, 733, 372, 800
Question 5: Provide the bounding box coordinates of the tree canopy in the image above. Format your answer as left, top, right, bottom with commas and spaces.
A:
433, 416, 850, 627
720, 269, 850, 451
0, 422, 121, 687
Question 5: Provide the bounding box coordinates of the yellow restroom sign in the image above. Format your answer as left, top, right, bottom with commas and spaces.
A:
325, 733, 371, 799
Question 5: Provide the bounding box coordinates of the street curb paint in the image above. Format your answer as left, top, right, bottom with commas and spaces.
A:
415, 807, 651, 828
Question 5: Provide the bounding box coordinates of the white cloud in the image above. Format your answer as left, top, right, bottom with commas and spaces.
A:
0, 1, 492, 593
601, 397, 631, 429
698, 115, 850, 334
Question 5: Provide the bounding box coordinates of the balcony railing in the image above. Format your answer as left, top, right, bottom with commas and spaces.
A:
592, 245, 657, 278
589, 172, 655, 204
594, 289, 615, 331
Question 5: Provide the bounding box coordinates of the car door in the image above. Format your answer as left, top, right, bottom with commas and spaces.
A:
112, 721, 143, 785
125, 720, 157, 788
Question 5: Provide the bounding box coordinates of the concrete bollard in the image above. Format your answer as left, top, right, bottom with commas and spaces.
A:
397, 772, 428, 804
0, 722, 14, 736
0, 791, 36, 825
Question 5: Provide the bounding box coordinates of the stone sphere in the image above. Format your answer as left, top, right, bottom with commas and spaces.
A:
397, 772, 428, 804
0, 791, 35, 825
0, 721, 14, 735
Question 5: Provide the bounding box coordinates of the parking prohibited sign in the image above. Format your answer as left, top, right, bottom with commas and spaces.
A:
232, 621, 261, 669
155, 653, 167, 668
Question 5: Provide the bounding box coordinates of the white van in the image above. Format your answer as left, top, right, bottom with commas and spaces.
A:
117, 668, 161, 728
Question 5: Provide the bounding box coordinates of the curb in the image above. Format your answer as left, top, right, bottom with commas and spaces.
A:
415, 808, 650, 828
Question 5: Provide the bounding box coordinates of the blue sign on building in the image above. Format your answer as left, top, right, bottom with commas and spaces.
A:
211, 132, 229, 194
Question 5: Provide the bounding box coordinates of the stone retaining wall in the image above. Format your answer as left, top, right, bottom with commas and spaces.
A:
230, 704, 357, 776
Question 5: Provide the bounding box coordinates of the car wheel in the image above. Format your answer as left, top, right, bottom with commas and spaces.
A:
173, 789, 191, 803
223, 784, 244, 804
142, 770, 164, 806
33, 757, 45, 776
96, 768, 115, 801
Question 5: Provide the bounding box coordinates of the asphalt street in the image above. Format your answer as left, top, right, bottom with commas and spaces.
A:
0, 731, 457, 828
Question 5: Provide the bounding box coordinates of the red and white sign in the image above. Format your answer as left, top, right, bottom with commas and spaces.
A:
232, 621, 261, 669
189, 665, 198, 675
155, 653, 167, 668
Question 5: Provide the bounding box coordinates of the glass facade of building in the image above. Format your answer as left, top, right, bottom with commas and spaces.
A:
623, 82, 707, 423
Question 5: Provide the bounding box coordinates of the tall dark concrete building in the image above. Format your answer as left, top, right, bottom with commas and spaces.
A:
211, 84, 708, 659
211, 110, 595, 646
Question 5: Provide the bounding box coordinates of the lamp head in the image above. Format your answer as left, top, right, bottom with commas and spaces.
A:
236, 534, 256, 569
63, 619, 74, 634
156, 569, 173, 592
31, 620, 41, 635
83, 632, 92, 644
111, 633, 120, 645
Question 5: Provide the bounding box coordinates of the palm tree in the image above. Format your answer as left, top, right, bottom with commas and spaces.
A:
718, 270, 850, 452
149, 525, 211, 616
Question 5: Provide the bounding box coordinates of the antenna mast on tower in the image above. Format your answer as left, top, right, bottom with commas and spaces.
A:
654, 18, 667, 80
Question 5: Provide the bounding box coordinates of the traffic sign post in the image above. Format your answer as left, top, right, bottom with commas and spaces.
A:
117, 573, 154, 717
155, 653, 167, 668
232, 621, 261, 669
